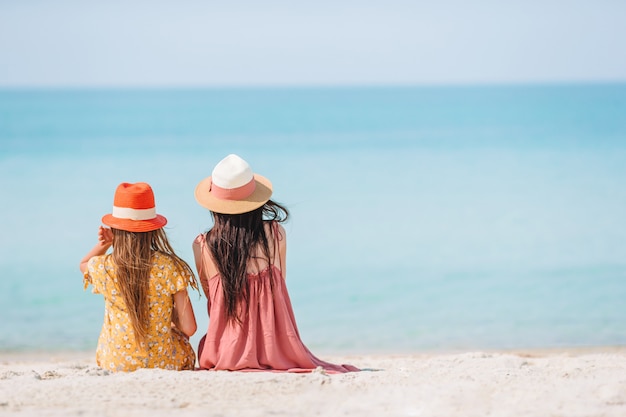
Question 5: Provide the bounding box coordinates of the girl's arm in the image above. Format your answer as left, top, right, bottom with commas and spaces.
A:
173, 290, 197, 338
79, 226, 113, 273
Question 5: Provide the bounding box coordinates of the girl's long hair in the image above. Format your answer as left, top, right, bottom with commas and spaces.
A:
109, 228, 198, 344
207, 200, 289, 324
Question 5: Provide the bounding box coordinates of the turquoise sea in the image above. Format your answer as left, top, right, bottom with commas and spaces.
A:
1, 84, 625, 354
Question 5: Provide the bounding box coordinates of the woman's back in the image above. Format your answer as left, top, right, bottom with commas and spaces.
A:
194, 222, 357, 372
198, 222, 284, 280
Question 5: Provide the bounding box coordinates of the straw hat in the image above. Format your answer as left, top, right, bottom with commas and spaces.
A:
195, 154, 273, 214
102, 182, 167, 232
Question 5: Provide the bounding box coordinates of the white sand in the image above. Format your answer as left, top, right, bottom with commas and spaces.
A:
1, 348, 626, 417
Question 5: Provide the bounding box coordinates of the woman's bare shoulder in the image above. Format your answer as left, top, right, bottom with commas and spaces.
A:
265, 221, 286, 240
193, 232, 208, 246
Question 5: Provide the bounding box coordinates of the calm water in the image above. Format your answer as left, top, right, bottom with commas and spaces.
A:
1, 84, 625, 353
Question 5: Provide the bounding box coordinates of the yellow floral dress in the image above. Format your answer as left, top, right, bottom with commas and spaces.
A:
84, 252, 195, 372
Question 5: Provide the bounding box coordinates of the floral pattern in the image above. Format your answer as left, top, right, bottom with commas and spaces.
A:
84, 252, 195, 372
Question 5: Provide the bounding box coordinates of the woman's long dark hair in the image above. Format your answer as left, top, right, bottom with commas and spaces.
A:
207, 200, 289, 324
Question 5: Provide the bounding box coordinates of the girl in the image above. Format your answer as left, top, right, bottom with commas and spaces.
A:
193, 154, 358, 372
80, 182, 198, 372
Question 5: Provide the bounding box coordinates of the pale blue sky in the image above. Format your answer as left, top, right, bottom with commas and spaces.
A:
1, 0, 625, 87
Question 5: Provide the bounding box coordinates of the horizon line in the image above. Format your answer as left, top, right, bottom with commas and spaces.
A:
1, 79, 626, 91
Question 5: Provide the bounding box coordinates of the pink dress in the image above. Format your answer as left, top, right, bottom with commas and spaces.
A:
194, 226, 359, 373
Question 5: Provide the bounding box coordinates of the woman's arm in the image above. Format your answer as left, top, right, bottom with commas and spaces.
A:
173, 290, 197, 338
277, 224, 287, 280
79, 226, 113, 273
192, 236, 215, 298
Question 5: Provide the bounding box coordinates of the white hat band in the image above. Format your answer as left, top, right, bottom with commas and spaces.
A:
111, 206, 157, 221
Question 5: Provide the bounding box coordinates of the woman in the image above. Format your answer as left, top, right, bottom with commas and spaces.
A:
193, 154, 358, 372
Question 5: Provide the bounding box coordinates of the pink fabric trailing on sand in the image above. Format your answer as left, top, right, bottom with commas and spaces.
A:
195, 233, 358, 373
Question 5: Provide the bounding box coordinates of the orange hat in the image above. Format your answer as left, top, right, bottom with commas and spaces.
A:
102, 182, 167, 232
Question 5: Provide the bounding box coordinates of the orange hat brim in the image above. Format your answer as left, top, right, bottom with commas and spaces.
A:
101, 214, 167, 232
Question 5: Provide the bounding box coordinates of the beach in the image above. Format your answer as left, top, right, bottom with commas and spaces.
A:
2, 0, 626, 411
2, 348, 626, 417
